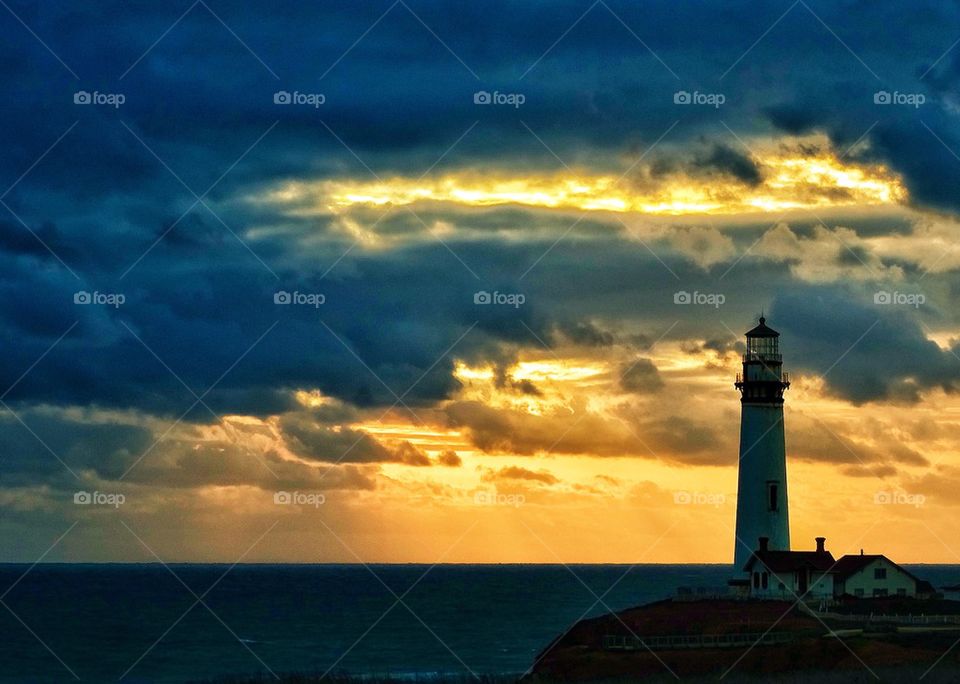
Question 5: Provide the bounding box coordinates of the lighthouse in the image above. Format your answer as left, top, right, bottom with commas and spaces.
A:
733, 317, 791, 568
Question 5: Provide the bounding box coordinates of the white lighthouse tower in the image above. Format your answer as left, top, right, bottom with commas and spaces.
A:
733, 317, 791, 568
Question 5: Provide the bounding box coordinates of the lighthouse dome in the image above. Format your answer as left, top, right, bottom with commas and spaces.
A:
745, 316, 779, 338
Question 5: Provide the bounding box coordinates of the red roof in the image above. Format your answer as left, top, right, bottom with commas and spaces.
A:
744, 550, 835, 573
832, 554, 921, 583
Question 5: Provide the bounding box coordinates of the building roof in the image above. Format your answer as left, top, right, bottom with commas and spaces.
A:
832, 554, 922, 583
745, 316, 779, 338
942, 584, 960, 591
744, 549, 835, 573
742, 547, 937, 593
831, 554, 882, 578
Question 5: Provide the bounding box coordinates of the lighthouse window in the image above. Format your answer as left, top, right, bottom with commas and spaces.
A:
767, 482, 779, 512
747, 336, 778, 357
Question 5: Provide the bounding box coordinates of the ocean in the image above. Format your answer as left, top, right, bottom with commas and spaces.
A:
1, 564, 958, 682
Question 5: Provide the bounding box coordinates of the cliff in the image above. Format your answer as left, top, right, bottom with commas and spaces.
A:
526, 599, 960, 682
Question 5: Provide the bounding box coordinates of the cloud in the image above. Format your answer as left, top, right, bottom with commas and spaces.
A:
691, 143, 764, 187
619, 358, 664, 393
841, 464, 897, 478
443, 399, 727, 464
481, 465, 559, 485
492, 363, 543, 396
0, 405, 379, 495
278, 411, 430, 466
554, 320, 617, 347
772, 288, 960, 404
436, 449, 462, 466
4, 0, 960, 562
754, 223, 904, 282
903, 465, 960, 505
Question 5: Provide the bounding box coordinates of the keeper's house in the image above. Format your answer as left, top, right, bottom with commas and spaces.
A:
832, 553, 933, 598
739, 536, 935, 600
742, 536, 835, 599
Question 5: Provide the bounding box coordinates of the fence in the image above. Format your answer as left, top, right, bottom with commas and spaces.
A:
800, 603, 960, 625
602, 632, 795, 651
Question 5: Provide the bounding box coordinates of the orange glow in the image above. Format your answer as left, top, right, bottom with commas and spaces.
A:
261, 142, 906, 218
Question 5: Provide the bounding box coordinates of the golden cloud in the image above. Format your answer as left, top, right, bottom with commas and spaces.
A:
262, 140, 906, 218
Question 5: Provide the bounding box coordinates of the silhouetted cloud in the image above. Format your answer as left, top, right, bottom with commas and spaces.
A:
482, 466, 559, 485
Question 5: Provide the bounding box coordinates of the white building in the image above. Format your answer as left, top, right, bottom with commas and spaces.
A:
832, 553, 931, 598
741, 537, 834, 599
733, 317, 791, 569
738, 537, 935, 600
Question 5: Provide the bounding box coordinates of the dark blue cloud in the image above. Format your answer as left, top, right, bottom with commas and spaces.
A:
0, 0, 959, 423
772, 288, 960, 404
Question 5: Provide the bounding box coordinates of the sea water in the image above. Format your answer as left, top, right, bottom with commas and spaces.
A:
0, 564, 956, 682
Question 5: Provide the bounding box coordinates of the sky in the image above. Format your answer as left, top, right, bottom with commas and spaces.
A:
3, 0, 960, 563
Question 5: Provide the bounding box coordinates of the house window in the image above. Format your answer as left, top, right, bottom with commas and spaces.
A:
873, 588, 888, 597
897, 588, 907, 596
767, 482, 779, 512
874, 568, 887, 580
762, 572, 768, 589
855, 589, 864, 597
753, 572, 760, 588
